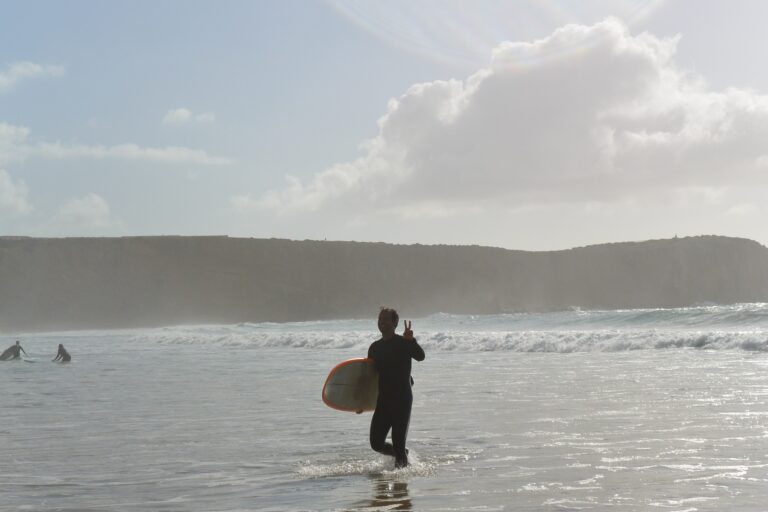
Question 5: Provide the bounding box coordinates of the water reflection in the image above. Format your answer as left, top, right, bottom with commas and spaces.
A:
348, 477, 412, 511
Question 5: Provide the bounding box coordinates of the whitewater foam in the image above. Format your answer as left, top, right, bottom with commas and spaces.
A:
24, 303, 768, 353
137, 327, 768, 352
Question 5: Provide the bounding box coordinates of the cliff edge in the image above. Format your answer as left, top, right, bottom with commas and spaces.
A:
1, 235, 767, 331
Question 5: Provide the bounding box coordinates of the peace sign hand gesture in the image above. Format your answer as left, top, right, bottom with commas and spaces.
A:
403, 320, 414, 341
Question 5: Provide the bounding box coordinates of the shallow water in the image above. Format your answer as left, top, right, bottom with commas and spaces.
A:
2, 307, 768, 511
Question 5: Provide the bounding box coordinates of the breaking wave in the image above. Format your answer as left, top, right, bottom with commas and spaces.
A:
134, 303, 768, 353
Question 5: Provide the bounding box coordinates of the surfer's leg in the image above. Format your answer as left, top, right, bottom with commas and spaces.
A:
369, 406, 395, 456
391, 401, 412, 468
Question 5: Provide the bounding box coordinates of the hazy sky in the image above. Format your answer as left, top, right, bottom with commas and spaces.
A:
2, 0, 768, 250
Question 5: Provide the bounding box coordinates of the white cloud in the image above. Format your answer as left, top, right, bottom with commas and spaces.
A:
254, 18, 768, 220
0, 123, 31, 164
726, 204, 758, 216
0, 122, 233, 166
0, 169, 32, 215
55, 193, 111, 228
34, 142, 232, 165
162, 108, 216, 125
0, 62, 64, 93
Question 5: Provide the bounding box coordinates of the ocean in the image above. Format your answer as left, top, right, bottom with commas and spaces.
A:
3, 304, 768, 511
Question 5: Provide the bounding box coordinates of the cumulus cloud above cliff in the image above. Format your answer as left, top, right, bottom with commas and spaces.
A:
0, 170, 31, 215
56, 193, 112, 229
249, 18, 768, 218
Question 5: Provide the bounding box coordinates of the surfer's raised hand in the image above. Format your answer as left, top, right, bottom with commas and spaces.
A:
403, 320, 414, 340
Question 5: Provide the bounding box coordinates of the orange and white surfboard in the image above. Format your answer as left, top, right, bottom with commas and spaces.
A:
322, 358, 379, 412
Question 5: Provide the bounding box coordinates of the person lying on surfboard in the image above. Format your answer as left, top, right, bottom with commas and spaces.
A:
367, 307, 425, 468
0, 340, 27, 361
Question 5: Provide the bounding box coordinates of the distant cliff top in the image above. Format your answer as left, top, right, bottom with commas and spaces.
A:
2, 232, 762, 248
1, 235, 766, 332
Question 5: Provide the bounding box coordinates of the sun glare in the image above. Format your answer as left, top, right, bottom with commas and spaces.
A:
328, 0, 668, 67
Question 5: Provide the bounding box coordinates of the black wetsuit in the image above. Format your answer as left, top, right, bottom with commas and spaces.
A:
368, 334, 425, 467
0, 345, 23, 361
54, 348, 71, 362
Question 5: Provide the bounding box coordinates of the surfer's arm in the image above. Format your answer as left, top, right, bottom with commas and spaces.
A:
402, 320, 424, 360
411, 340, 425, 361
20, 347, 27, 356
401, 321, 425, 360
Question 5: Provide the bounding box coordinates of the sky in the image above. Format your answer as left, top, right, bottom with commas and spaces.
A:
2, 0, 768, 251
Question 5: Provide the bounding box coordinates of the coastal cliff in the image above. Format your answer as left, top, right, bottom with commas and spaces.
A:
1, 235, 767, 331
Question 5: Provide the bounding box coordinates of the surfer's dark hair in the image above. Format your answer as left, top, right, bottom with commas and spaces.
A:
379, 307, 399, 325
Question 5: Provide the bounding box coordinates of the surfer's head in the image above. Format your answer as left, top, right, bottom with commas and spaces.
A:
378, 307, 399, 338
15, 340, 20, 346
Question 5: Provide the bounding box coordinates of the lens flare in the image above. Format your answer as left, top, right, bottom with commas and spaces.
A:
328, 0, 667, 67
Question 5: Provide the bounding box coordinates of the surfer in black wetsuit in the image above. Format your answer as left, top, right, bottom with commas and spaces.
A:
368, 307, 425, 468
0, 340, 27, 361
52, 344, 71, 362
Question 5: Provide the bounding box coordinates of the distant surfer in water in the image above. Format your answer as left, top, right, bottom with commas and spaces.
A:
367, 307, 425, 468
52, 344, 71, 362
0, 340, 27, 361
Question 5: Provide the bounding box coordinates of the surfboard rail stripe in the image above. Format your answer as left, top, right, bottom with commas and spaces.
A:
322, 357, 378, 412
